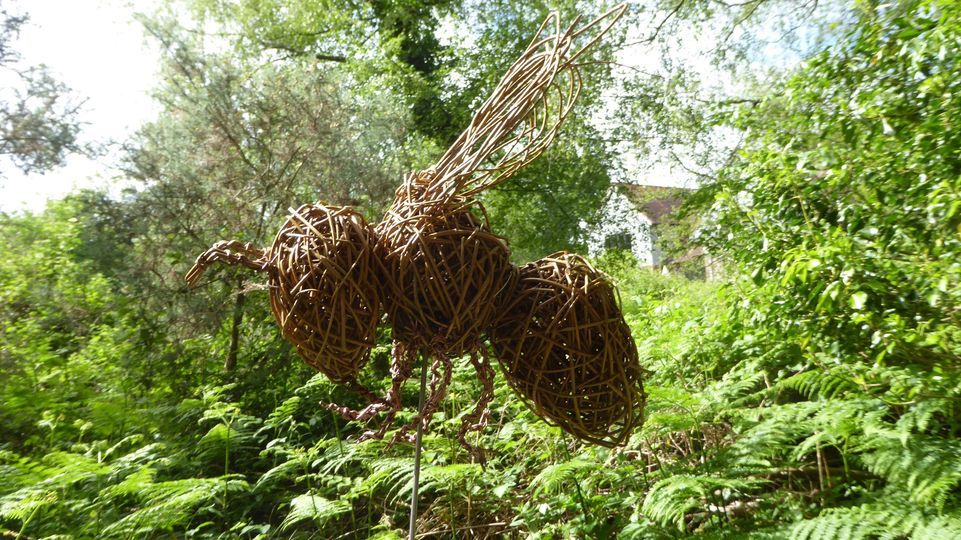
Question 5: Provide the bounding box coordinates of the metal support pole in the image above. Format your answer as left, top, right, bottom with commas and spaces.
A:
409, 357, 428, 539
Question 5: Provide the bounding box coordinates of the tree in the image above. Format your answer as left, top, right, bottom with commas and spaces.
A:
189, 0, 456, 138
611, 0, 851, 187
0, 6, 89, 178
121, 14, 416, 371
701, 0, 961, 366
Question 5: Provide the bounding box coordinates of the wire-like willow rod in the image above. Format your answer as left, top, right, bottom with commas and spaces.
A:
415, 4, 627, 204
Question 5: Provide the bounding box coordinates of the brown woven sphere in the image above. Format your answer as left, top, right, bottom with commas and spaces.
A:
489, 252, 645, 446
376, 191, 514, 356
266, 203, 383, 382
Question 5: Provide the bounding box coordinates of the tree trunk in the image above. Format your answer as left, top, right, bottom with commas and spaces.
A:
225, 289, 246, 371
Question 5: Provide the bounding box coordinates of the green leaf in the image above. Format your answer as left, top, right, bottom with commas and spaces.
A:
849, 291, 868, 310
281, 494, 352, 531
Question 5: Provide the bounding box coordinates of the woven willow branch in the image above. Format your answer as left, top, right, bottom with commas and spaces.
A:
183, 5, 643, 456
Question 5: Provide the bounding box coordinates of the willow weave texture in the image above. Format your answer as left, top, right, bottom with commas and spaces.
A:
185, 4, 645, 454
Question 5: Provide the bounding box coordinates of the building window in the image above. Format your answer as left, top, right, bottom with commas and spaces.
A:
604, 232, 633, 252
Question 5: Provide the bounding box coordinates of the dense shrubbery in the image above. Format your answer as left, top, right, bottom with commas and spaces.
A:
0, 203, 722, 538
654, 1, 961, 535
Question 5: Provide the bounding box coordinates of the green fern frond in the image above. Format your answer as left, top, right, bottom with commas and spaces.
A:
107, 443, 168, 480
706, 362, 767, 406
262, 395, 303, 431
0, 451, 59, 493
896, 397, 957, 435
355, 457, 414, 503
100, 466, 156, 499
859, 434, 961, 510
100, 475, 250, 536
197, 418, 260, 458
43, 452, 109, 476
775, 369, 859, 400
639, 385, 703, 438
254, 454, 307, 491
316, 438, 389, 476
790, 497, 956, 540
789, 399, 881, 462
0, 488, 58, 522
403, 463, 483, 498
642, 474, 765, 530
0, 452, 107, 523
529, 459, 594, 497
914, 512, 961, 540
280, 492, 351, 531
725, 402, 822, 471
101, 434, 147, 461
295, 372, 338, 394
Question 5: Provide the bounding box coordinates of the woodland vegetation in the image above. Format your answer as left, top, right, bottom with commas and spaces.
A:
1, 0, 960, 538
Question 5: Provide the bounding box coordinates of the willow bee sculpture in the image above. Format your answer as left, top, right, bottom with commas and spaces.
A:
185, 5, 645, 458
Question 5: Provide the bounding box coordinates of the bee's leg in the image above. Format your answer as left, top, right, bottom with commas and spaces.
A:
358, 342, 416, 441
321, 378, 390, 421
391, 352, 452, 446
457, 347, 495, 464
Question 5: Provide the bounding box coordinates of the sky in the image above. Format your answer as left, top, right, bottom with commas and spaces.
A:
0, 0, 160, 212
